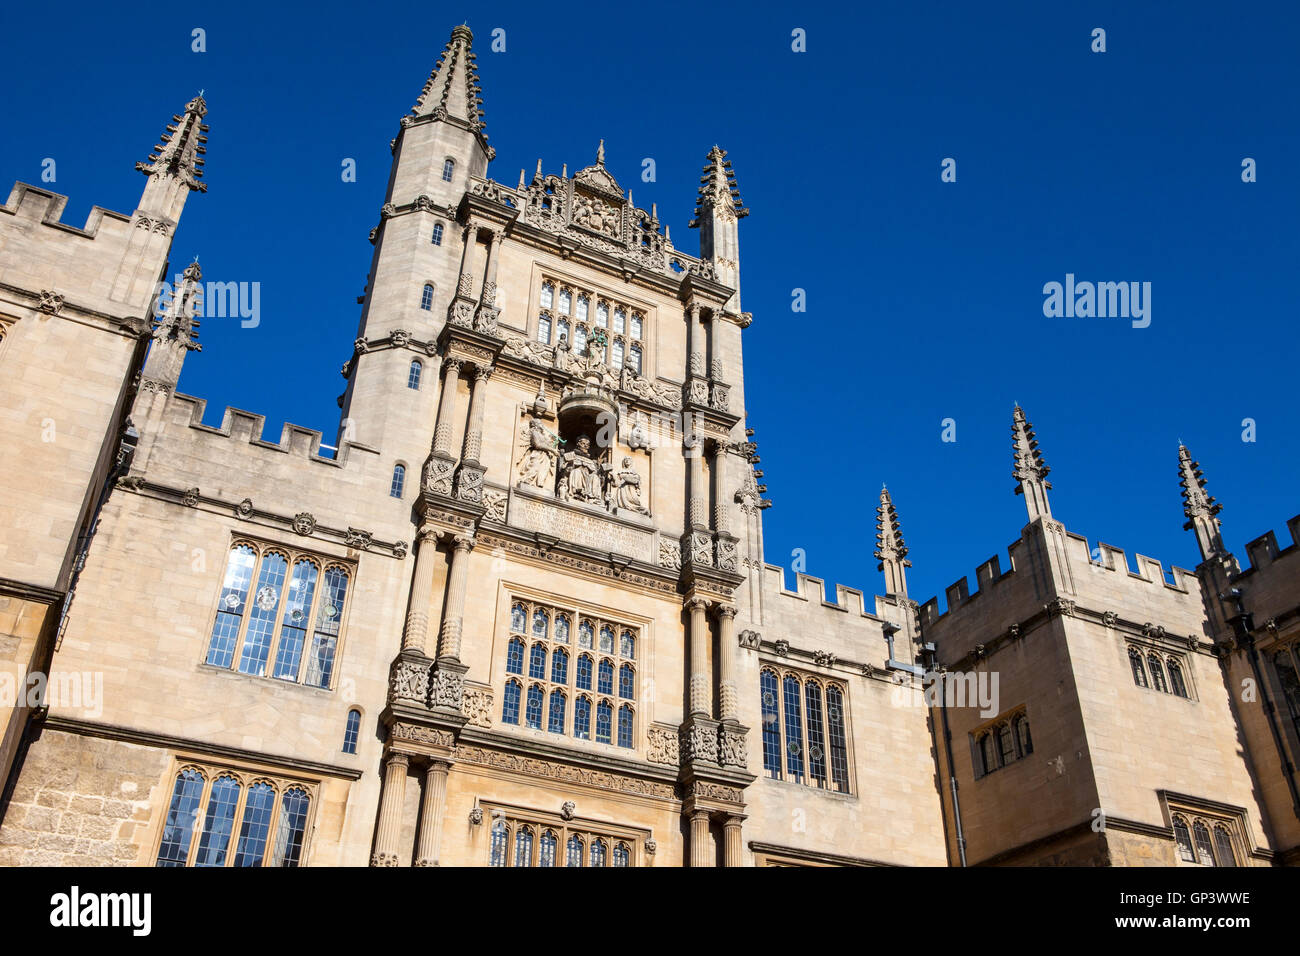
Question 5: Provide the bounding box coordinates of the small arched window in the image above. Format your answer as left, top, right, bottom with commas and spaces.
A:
557, 288, 571, 314
528, 644, 547, 680
620, 629, 635, 659
513, 826, 533, 867
420, 283, 434, 310
1168, 659, 1188, 698
342, 709, 361, 754
490, 820, 508, 866
617, 704, 633, 748
576, 654, 593, 690
566, 834, 584, 867
998, 722, 1016, 765
551, 647, 568, 685
1213, 826, 1237, 866
1173, 815, 1196, 862
1192, 821, 1216, 865
505, 637, 525, 675
532, 608, 549, 640
611, 339, 624, 370
619, 663, 635, 700
1015, 714, 1033, 756
431, 223, 444, 246
598, 659, 614, 695
628, 343, 643, 375
539, 830, 558, 867
578, 620, 594, 649
574, 696, 591, 740
407, 359, 422, 390
548, 689, 566, 734
595, 700, 613, 744
554, 615, 570, 644
979, 732, 997, 776
442, 158, 455, 182
599, 625, 614, 653
525, 684, 544, 729
537, 312, 552, 344
590, 838, 607, 867
539, 282, 554, 308
502, 679, 521, 724
510, 603, 527, 633
1148, 654, 1168, 693
613, 842, 630, 867
1129, 648, 1148, 688
390, 464, 405, 499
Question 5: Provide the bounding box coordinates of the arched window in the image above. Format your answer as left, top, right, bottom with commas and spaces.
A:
620, 629, 635, 659
1173, 815, 1196, 862
272, 558, 318, 681
598, 659, 614, 695
557, 288, 571, 314
979, 733, 997, 776
525, 685, 544, 729
1129, 648, 1149, 688
578, 620, 594, 648
431, 223, 444, 246
1148, 654, 1168, 693
555, 615, 570, 644
540, 282, 554, 309
1192, 821, 1216, 865
804, 681, 827, 787
273, 787, 311, 867
390, 463, 406, 499
342, 709, 361, 754
782, 674, 805, 783
1213, 826, 1237, 866
611, 339, 624, 370
528, 643, 547, 680
576, 294, 589, 321
760, 669, 781, 779
233, 781, 276, 867
506, 637, 525, 675
502, 679, 521, 724
617, 704, 633, 748
307, 566, 348, 688
490, 820, 508, 866
1168, 659, 1188, 698
613, 842, 630, 867
599, 624, 614, 653
510, 603, 526, 633
619, 663, 635, 699
441, 158, 455, 182
628, 343, 643, 374
514, 826, 534, 866
589, 838, 607, 867
206, 545, 257, 668
576, 654, 593, 690
420, 283, 434, 310
557, 318, 569, 344
551, 647, 569, 685
194, 775, 241, 867
407, 359, 422, 390
238, 551, 288, 676
595, 700, 613, 744
539, 830, 558, 867
826, 684, 850, 792
596, 301, 609, 327
537, 312, 552, 344
630, 313, 643, 339
998, 722, 1016, 766
613, 307, 626, 334
1015, 714, 1033, 756
574, 696, 591, 740
532, 608, 549, 640
566, 834, 584, 867
157, 769, 206, 865
548, 689, 566, 734
573, 324, 587, 353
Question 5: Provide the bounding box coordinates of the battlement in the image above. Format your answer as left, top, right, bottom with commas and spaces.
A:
165, 392, 378, 467
1, 182, 132, 239
1239, 515, 1300, 574
762, 563, 883, 623
920, 538, 1025, 628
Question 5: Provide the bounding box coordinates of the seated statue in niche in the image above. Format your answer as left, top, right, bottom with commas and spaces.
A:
607, 457, 649, 514
516, 417, 559, 491
557, 435, 603, 504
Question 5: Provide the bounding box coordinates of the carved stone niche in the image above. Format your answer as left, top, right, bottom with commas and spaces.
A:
553, 388, 616, 509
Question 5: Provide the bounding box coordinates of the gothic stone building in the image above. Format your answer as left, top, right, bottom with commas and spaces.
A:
0, 26, 1296, 867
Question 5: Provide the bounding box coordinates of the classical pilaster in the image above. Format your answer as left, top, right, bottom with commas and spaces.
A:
710, 441, 728, 535
414, 760, 451, 866
448, 223, 478, 327
716, 604, 738, 721
437, 534, 475, 661
370, 751, 410, 866
432, 358, 463, 457
688, 596, 711, 718
723, 814, 745, 867
684, 303, 710, 407
690, 810, 714, 867
474, 228, 503, 333
455, 364, 491, 502
402, 527, 442, 653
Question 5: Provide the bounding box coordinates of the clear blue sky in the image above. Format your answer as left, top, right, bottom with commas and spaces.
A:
2, 1, 1296, 608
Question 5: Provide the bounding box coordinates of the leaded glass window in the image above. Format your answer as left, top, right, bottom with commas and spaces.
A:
1173, 816, 1195, 861
1149, 654, 1168, 693
1168, 659, 1188, 698
1129, 648, 1148, 688
1193, 821, 1216, 865
548, 689, 566, 734
525, 684, 544, 729
342, 709, 360, 755
502, 679, 521, 724
420, 283, 434, 310
760, 668, 851, 792
596, 700, 613, 744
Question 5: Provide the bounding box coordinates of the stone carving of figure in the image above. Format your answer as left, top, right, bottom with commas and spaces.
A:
557, 435, 603, 504
608, 457, 649, 514
517, 417, 559, 490
553, 332, 572, 371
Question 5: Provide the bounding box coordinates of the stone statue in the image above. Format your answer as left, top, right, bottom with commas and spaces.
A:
557, 435, 603, 504
609, 457, 649, 514
517, 417, 558, 490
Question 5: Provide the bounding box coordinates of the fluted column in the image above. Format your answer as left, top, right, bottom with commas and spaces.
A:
690, 810, 714, 867
723, 815, 745, 867
716, 605, 738, 721
402, 528, 441, 653
460, 365, 492, 465
432, 359, 463, 456
437, 534, 476, 660
371, 751, 409, 866
414, 760, 451, 867
688, 597, 711, 718
709, 441, 728, 534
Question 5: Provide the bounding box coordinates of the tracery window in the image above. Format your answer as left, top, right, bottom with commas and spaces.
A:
1129, 645, 1193, 699
500, 596, 637, 749
536, 276, 646, 371
1148, 654, 1168, 693
758, 667, 851, 792
1270, 645, 1300, 743
1128, 648, 1148, 688
156, 764, 315, 867
1166, 796, 1246, 866
485, 807, 645, 867
205, 541, 352, 689
972, 709, 1033, 778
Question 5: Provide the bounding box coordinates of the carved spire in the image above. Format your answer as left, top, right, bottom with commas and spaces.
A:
136, 93, 208, 193
689, 145, 747, 227
1012, 405, 1052, 522
875, 485, 912, 596
1179, 444, 1225, 560
141, 260, 203, 386
411, 25, 489, 148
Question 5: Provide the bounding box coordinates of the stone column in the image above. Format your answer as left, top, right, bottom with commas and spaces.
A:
432, 358, 463, 457
709, 441, 727, 535
414, 760, 451, 867
688, 596, 711, 718
716, 605, 738, 721
479, 229, 503, 304
401, 528, 440, 653
371, 751, 409, 866
690, 810, 714, 867
688, 433, 707, 529
460, 365, 492, 465
437, 534, 476, 660
686, 303, 704, 378
723, 814, 745, 867
456, 223, 476, 290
